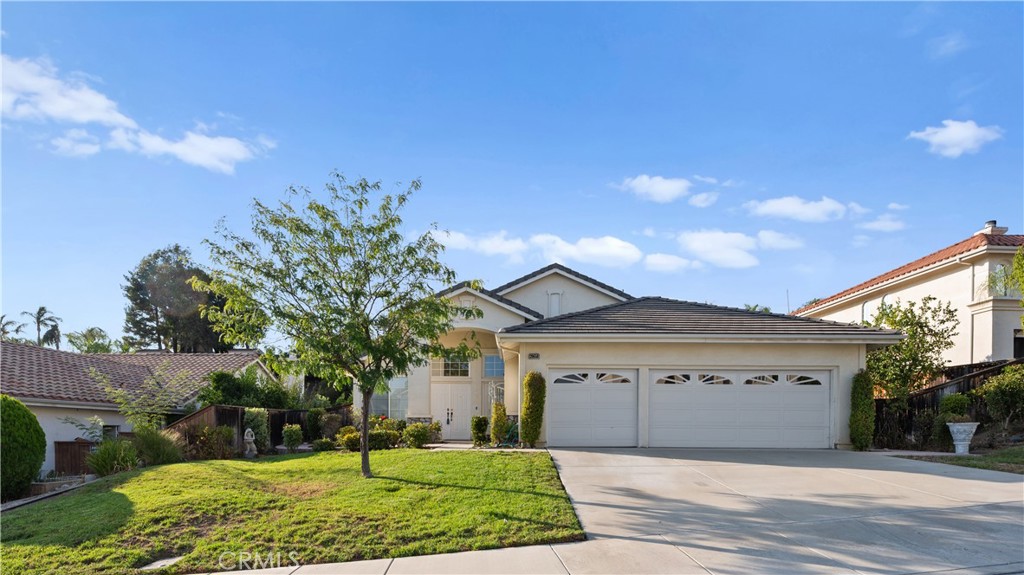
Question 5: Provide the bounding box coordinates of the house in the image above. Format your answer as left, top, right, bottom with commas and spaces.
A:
359, 263, 901, 449
0, 341, 266, 474
795, 220, 1024, 367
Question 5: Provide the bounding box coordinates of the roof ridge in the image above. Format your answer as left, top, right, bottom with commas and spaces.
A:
500, 296, 647, 332
436, 281, 544, 319
491, 263, 634, 300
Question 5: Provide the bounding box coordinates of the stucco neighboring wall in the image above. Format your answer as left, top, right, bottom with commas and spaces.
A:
514, 341, 865, 448
500, 274, 622, 317
22, 403, 131, 474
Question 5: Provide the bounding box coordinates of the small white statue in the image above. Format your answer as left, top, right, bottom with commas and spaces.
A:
243, 427, 257, 458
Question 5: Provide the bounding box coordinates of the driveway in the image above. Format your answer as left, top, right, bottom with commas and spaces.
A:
548, 449, 1024, 575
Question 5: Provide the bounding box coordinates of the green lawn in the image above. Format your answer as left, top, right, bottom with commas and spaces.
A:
900, 445, 1024, 474
0, 450, 584, 575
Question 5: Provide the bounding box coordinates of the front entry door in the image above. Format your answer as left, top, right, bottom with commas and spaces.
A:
431, 384, 471, 441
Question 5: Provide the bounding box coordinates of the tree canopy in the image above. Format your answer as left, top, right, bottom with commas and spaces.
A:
21, 306, 61, 348
67, 327, 125, 354
192, 173, 480, 477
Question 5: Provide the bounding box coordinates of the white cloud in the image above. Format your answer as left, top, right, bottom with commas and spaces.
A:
2, 53, 271, 174
908, 119, 1002, 158
693, 175, 717, 184
678, 229, 759, 269
756, 230, 804, 250
720, 179, 740, 188
51, 128, 100, 157
857, 214, 906, 232
616, 174, 692, 203
640, 227, 657, 238
847, 202, 870, 216
928, 32, 968, 59
530, 234, 643, 268
688, 191, 719, 208
644, 253, 699, 273
888, 202, 910, 210
743, 195, 847, 222
439, 230, 529, 263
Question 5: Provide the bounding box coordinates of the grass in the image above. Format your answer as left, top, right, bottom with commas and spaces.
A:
0, 450, 584, 575
900, 445, 1024, 474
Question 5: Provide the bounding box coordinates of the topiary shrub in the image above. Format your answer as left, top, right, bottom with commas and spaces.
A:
321, 413, 344, 440
132, 427, 184, 466
1, 395, 46, 500
306, 408, 326, 440
87, 439, 139, 477
521, 371, 546, 447
243, 408, 271, 453
471, 416, 489, 447
311, 438, 336, 452
403, 423, 431, 449
939, 393, 970, 416
282, 424, 303, 453
849, 370, 875, 451
491, 402, 511, 446
976, 365, 1024, 432
341, 433, 361, 452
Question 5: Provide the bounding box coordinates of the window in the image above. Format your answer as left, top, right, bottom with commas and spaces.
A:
431, 358, 469, 377
744, 374, 778, 385
369, 377, 408, 419
102, 425, 121, 440
553, 372, 632, 384
595, 372, 632, 384
483, 355, 504, 378
655, 373, 691, 385
554, 372, 588, 384
488, 381, 505, 409
786, 374, 822, 386
700, 373, 733, 385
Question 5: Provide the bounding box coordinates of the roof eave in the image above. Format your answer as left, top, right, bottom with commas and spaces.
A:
442, 285, 543, 320
496, 332, 904, 345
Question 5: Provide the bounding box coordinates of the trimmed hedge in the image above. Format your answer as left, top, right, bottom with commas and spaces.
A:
977, 365, 1024, 430
283, 424, 303, 453
471, 416, 489, 447
849, 370, 874, 451
491, 402, 511, 446
403, 423, 431, 449
311, 438, 336, 452
521, 371, 546, 448
1, 395, 46, 500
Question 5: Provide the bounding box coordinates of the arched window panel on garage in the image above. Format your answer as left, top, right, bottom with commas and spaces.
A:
554, 373, 589, 384
744, 374, 779, 385
787, 374, 823, 386
595, 372, 632, 384
655, 373, 692, 385
699, 373, 733, 385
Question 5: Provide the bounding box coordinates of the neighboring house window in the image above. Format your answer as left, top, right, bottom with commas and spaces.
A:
370, 377, 408, 420
102, 425, 121, 440
548, 291, 562, 316
431, 358, 470, 377
483, 354, 504, 378
994, 264, 1009, 296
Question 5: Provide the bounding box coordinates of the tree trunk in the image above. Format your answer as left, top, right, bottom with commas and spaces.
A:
360, 390, 373, 478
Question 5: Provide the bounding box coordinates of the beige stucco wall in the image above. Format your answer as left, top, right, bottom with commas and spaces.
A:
500, 273, 622, 317
23, 403, 131, 475
802, 254, 1022, 365
512, 340, 866, 448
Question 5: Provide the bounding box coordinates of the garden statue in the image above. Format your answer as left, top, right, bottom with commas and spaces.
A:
243, 427, 257, 458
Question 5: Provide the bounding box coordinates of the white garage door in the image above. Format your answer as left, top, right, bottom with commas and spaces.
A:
547, 369, 638, 447
649, 369, 831, 448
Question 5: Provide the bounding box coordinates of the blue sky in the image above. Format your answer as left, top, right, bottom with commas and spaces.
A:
2, 2, 1022, 342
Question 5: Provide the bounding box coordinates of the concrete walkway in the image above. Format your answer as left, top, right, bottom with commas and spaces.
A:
195, 449, 1023, 575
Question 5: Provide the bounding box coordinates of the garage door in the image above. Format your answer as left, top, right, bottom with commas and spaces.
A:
547, 369, 638, 447
649, 369, 831, 448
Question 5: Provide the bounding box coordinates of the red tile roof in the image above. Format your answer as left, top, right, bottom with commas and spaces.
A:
0, 342, 262, 406
795, 234, 1024, 315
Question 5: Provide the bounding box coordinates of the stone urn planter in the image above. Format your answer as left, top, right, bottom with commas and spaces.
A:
946, 421, 980, 455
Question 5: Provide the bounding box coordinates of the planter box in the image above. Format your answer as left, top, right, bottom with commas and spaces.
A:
29, 477, 85, 496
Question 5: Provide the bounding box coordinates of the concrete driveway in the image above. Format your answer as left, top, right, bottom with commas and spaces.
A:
548, 449, 1024, 575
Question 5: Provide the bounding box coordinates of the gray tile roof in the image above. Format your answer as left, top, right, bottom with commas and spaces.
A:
491, 263, 634, 300
500, 297, 903, 339
438, 281, 544, 319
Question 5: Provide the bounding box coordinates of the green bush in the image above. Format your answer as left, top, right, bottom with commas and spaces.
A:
321, 413, 344, 439
491, 402, 512, 446
471, 416, 489, 447
306, 408, 326, 440
521, 371, 546, 447
132, 427, 184, 466
913, 409, 936, 446
243, 408, 271, 453
336, 426, 357, 443
366, 429, 392, 451
197, 426, 236, 460
282, 424, 303, 453
369, 415, 406, 433
403, 423, 431, 449
976, 365, 1024, 430
341, 433, 361, 452
428, 421, 442, 443
849, 370, 875, 451
939, 393, 970, 416
87, 440, 139, 477
311, 438, 336, 452
1, 395, 46, 500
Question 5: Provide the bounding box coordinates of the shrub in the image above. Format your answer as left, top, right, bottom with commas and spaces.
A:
243, 408, 271, 453
849, 370, 874, 451
491, 402, 511, 446
521, 371, 546, 447
366, 429, 392, 451
341, 433, 361, 452
403, 423, 431, 449
336, 426, 357, 443
913, 409, 936, 446
87, 440, 139, 477
976, 365, 1024, 431
428, 421, 442, 443
311, 438, 336, 452
939, 393, 970, 416
1, 395, 46, 500
282, 424, 303, 453
471, 416, 489, 447
321, 413, 344, 439
132, 427, 184, 466
198, 426, 236, 460
307, 408, 326, 440
369, 415, 406, 433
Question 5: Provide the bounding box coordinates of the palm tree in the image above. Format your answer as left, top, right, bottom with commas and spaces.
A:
1, 314, 26, 341
21, 306, 62, 346
67, 327, 114, 353
42, 323, 62, 350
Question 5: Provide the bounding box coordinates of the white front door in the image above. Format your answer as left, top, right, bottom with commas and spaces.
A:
431, 383, 472, 441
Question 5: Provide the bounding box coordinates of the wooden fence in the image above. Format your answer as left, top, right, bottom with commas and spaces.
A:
54, 441, 93, 475
167, 404, 353, 452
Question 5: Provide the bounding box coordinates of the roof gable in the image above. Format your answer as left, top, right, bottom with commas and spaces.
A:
492, 263, 633, 301
437, 282, 544, 320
